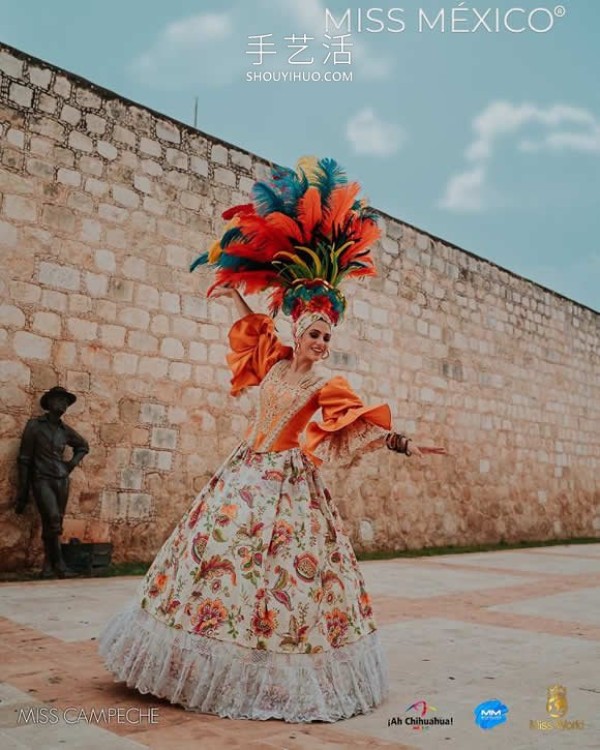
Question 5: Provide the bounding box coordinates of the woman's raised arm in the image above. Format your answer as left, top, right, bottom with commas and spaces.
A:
210, 286, 253, 319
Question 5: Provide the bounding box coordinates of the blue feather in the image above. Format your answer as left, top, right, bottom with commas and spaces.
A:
220, 227, 244, 248
316, 158, 347, 203
252, 182, 286, 216
217, 253, 268, 271
190, 253, 208, 272
272, 166, 308, 213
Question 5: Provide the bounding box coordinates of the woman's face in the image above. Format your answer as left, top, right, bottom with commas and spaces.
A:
297, 320, 332, 362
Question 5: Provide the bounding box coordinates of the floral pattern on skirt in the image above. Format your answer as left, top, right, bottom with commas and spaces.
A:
141, 442, 376, 653
99, 442, 388, 721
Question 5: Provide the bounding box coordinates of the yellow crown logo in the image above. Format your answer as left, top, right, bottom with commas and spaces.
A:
546, 685, 568, 718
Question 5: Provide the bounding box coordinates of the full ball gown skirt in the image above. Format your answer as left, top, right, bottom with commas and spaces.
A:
100, 312, 392, 722
98, 440, 388, 722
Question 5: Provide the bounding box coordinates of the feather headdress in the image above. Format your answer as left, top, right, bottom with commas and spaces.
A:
190, 156, 381, 325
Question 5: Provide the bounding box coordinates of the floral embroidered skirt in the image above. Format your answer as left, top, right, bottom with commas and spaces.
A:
98, 442, 388, 722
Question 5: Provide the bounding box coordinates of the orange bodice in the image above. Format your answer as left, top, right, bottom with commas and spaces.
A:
227, 314, 392, 465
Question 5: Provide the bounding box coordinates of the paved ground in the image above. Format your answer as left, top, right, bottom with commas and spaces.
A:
1, 544, 599, 750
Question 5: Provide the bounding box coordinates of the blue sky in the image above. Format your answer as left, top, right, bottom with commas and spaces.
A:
1, 0, 599, 311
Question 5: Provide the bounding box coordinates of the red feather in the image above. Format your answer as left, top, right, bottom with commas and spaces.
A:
265, 212, 304, 243
238, 214, 295, 256
222, 203, 254, 220
219, 241, 277, 263
267, 287, 285, 315
207, 270, 278, 296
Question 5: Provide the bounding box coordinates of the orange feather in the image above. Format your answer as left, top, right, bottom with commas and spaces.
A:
321, 183, 361, 236
339, 219, 381, 264
296, 187, 322, 242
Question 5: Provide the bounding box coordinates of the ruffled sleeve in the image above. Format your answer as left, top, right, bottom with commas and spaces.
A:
303, 376, 392, 467
226, 313, 292, 396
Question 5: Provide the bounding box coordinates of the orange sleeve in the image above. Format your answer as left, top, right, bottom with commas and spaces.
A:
303, 376, 392, 466
226, 313, 292, 397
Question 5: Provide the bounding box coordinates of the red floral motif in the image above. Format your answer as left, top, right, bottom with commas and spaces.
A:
167, 598, 181, 612
262, 470, 284, 481
251, 602, 278, 638
325, 608, 350, 648
359, 591, 373, 618
196, 554, 237, 585
294, 552, 319, 582
191, 598, 228, 635
187, 500, 207, 529
191, 533, 209, 564
216, 504, 238, 526
321, 570, 344, 591
269, 520, 294, 555
148, 572, 168, 597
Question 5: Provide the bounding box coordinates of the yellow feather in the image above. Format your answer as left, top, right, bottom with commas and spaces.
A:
294, 245, 323, 276
208, 240, 222, 263
274, 251, 312, 276
296, 155, 320, 185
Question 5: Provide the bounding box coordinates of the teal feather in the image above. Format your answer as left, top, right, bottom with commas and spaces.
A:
190, 253, 208, 272
217, 253, 269, 271
272, 165, 308, 213
220, 227, 244, 248
315, 158, 347, 203
252, 182, 286, 216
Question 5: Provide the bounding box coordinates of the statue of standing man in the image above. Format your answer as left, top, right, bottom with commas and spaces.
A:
15, 386, 89, 578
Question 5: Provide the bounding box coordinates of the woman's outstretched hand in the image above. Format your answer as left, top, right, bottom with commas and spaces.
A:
386, 433, 448, 458
414, 445, 448, 456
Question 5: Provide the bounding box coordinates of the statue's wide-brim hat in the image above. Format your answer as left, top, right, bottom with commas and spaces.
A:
40, 386, 77, 410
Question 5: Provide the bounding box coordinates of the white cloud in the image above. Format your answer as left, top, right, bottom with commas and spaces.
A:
439, 166, 486, 211
345, 108, 405, 157
131, 12, 239, 88
440, 101, 600, 212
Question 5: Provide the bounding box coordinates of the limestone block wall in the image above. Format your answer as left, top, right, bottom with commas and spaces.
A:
0, 42, 598, 571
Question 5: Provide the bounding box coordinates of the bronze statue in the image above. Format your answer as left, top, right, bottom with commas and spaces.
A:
15, 386, 89, 578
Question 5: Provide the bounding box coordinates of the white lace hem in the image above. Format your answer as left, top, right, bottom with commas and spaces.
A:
98, 601, 388, 723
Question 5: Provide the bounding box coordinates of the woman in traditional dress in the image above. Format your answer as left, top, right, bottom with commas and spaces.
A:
99, 158, 446, 722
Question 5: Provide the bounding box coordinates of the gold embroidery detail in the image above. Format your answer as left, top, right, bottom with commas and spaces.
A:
248, 361, 323, 452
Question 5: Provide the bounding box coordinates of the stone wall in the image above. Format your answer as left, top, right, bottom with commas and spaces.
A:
1, 42, 598, 572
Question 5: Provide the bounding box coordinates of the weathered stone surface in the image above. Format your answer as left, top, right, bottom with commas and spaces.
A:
0, 41, 598, 573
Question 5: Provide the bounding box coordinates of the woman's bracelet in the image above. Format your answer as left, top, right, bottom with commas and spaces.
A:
386, 432, 413, 456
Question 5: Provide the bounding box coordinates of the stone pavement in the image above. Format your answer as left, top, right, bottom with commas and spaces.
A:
0, 545, 599, 750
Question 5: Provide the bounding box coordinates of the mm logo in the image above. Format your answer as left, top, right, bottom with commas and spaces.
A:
474, 700, 509, 730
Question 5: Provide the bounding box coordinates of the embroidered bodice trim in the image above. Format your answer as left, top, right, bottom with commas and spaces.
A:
247, 360, 324, 452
